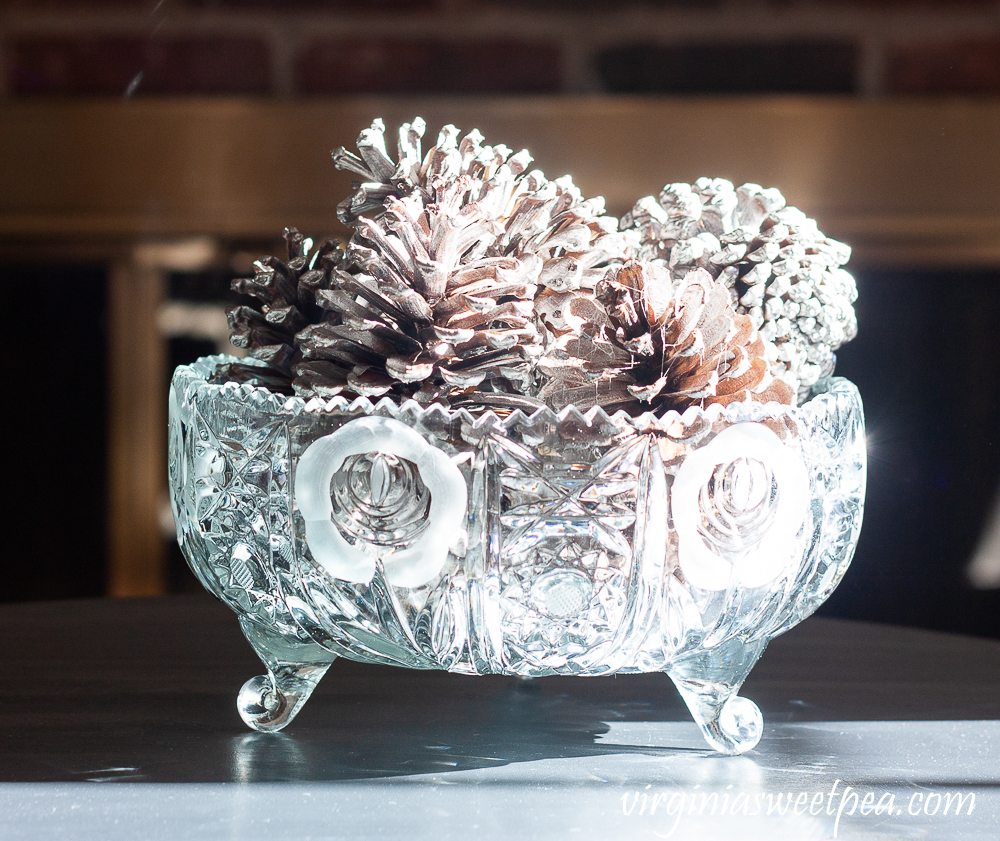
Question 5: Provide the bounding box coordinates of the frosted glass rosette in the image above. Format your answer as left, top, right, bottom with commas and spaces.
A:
169, 355, 865, 755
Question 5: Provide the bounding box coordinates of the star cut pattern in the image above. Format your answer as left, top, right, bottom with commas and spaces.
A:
187, 402, 290, 625
486, 433, 649, 673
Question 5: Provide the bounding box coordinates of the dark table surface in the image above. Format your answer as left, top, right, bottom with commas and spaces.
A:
1, 595, 997, 840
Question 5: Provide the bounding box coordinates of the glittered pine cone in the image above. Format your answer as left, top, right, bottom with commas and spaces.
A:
537, 260, 793, 413
622, 178, 857, 399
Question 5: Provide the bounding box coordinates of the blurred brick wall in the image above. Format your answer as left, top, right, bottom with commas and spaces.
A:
1, 0, 997, 97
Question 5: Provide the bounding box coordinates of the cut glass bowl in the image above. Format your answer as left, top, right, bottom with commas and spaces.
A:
169, 355, 866, 755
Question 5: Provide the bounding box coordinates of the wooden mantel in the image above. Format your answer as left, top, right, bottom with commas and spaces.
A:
2, 97, 997, 597
3, 96, 999, 265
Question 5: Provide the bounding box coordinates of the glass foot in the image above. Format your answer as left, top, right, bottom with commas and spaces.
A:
666, 636, 766, 755
671, 679, 763, 754
237, 617, 336, 733
237, 665, 329, 732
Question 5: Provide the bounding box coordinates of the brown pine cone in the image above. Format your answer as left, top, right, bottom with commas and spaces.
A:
222, 228, 347, 394
587, 260, 794, 412
621, 179, 857, 399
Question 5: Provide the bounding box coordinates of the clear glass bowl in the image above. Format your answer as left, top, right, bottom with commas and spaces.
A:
169, 355, 866, 754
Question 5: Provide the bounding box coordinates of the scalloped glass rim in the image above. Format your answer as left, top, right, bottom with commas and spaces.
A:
175, 353, 856, 428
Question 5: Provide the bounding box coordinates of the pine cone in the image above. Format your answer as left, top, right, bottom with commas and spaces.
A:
286, 117, 634, 407
538, 260, 793, 413
333, 118, 632, 292
221, 228, 347, 394
294, 192, 542, 404
622, 178, 857, 399
534, 287, 636, 411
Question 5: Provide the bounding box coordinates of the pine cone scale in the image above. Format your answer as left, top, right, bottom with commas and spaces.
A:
347, 366, 394, 396
385, 356, 435, 383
